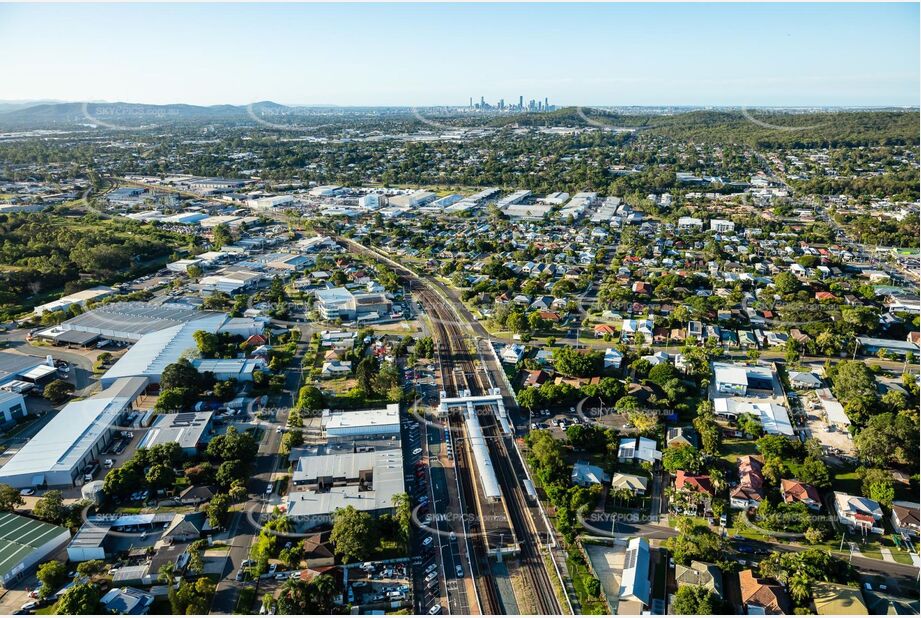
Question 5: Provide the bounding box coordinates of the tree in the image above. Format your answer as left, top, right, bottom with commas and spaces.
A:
33, 490, 68, 525
75, 560, 105, 579
43, 379, 74, 404
211, 223, 232, 249
355, 357, 378, 397
737, 412, 763, 438
146, 464, 176, 492
330, 506, 374, 563
154, 387, 191, 413
662, 444, 704, 474
392, 492, 411, 546
206, 426, 258, 462
37, 560, 67, 599
193, 330, 220, 357
672, 585, 718, 615
860, 467, 896, 507
831, 360, 878, 423
295, 385, 325, 411
855, 412, 919, 468
160, 358, 205, 393
774, 272, 800, 295
788, 571, 812, 605
0, 484, 24, 511
797, 457, 831, 488
53, 582, 100, 615
206, 492, 232, 529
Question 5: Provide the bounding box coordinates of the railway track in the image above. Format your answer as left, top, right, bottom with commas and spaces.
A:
336, 238, 561, 615
426, 289, 504, 615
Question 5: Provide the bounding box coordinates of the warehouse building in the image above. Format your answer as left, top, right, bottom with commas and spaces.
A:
191, 358, 266, 382
138, 412, 214, 455
286, 448, 404, 528
0, 512, 71, 587
0, 377, 149, 488
0, 391, 28, 430
99, 313, 228, 388
321, 403, 400, 440
32, 286, 115, 317
0, 352, 56, 390
41, 302, 216, 343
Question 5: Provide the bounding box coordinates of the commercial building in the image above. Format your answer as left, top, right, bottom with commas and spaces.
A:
246, 195, 294, 210
138, 412, 214, 455
0, 377, 148, 488
0, 353, 56, 390
99, 313, 228, 387
198, 269, 265, 294
45, 302, 215, 343
0, 512, 71, 588
286, 448, 404, 527
387, 190, 436, 209
191, 358, 266, 382
32, 286, 115, 317
322, 403, 400, 440
314, 287, 391, 322
0, 391, 27, 429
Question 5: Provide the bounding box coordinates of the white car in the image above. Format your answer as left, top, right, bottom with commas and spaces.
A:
428, 604, 442, 615
412, 447, 423, 456
19, 488, 34, 496
422, 536, 434, 546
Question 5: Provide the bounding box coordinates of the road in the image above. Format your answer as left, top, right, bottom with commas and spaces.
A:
209, 326, 304, 614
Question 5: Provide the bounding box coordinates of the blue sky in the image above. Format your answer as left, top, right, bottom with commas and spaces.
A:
1, 3, 918, 107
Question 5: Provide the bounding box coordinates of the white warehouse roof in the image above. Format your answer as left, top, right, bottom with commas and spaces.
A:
322, 403, 400, 437
0, 377, 148, 488
100, 314, 227, 387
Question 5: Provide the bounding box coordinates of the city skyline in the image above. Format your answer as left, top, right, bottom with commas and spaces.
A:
1, 3, 918, 107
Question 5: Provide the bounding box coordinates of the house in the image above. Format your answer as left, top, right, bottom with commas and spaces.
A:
603, 348, 623, 369
780, 479, 822, 511
730, 456, 765, 510
789, 371, 823, 389
674, 471, 713, 495
162, 513, 207, 545
833, 492, 883, 533
617, 437, 661, 464
610, 473, 648, 496
666, 427, 697, 448
499, 344, 525, 364
811, 582, 868, 615
621, 317, 654, 344
617, 538, 651, 612
571, 461, 610, 487
302, 531, 336, 568
321, 360, 352, 377
674, 561, 723, 599
177, 485, 216, 507
594, 324, 617, 338
523, 370, 549, 388
739, 569, 791, 615
100, 586, 155, 615
862, 590, 920, 615
890, 501, 920, 538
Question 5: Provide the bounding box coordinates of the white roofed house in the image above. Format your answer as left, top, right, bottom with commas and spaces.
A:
617, 437, 661, 464
621, 317, 654, 344
618, 537, 651, 614
320, 360, 352, 378
603, 348, 623, 369
833, 492, 884, 534
611, 473, 649, 496
571, 461, 610, 487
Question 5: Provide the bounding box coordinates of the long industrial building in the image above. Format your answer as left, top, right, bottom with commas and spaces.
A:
0, 377, 148, 488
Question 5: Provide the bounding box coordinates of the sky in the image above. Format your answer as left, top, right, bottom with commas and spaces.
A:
1, 3, 918, 107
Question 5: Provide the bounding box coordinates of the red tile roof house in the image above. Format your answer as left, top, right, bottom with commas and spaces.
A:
781, 479, 822, 511
523, 369, 549, 388
537, 311, 561, 323
815, 291, 838, 302
594, 324, 617, 338
730, 455, 765, 510
675, 471, 714, 495
739, 570, 791, 615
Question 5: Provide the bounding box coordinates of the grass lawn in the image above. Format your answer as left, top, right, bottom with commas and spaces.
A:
566, 551, 608, 615
720, 438, 758, 464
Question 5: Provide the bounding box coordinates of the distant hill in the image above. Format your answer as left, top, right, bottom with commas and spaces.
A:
490, 106, 920, 147
0, 100, 294, 129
